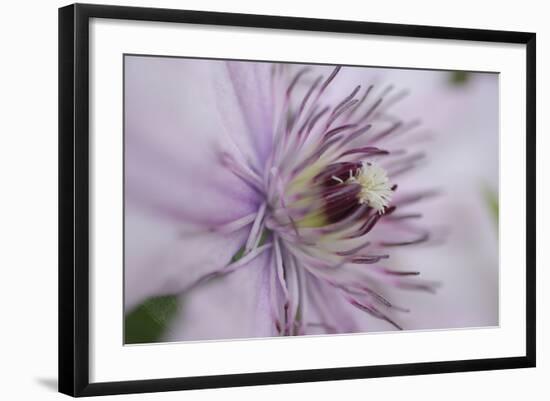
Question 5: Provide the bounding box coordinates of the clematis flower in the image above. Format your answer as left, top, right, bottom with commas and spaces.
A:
124, 56, 494, 342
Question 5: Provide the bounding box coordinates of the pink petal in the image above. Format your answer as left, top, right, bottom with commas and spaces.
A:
125, 56, 267, 226
164, 249, 276, 341
124, 206, 248, 312
304, 275, 362, 334
212, 60, 275, 169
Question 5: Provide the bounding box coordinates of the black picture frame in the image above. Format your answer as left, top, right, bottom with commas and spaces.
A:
59, 3, 536, 397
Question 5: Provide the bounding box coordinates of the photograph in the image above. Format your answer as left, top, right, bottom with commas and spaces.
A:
123, 55, 499, 344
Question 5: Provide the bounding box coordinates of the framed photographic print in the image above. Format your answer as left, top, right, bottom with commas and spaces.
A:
58, 3, 536, 397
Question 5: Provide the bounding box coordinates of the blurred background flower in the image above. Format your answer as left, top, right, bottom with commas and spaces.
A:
124, 56, 498, 343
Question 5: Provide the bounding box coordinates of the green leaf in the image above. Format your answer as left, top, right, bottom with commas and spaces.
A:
482, 186, 499, 228
448, 71, 470, 86
124, 295, 178, 344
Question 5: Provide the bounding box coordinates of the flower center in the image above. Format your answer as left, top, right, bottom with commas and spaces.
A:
279, 160, 393, 229
345, 162, 392, 213
318, 161, 392, 225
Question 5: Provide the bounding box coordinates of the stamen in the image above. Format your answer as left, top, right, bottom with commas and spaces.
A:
391, 279, 440, 294
385, 213, 423, 221
211, 212, 256, 234
332, 283, 410, 313
380, 232, 430, 247
322, 184, 362, 223
320, 66, 341, 93
376, 88, 410, 115
379, 268, 420, 276
283, 252, 301, 334
358, 97, 383, 123
307, 106, 330, 134
274, 238, 290, 301
245, 202, 267, 253
223, 243, 272, 274
325, 99, 360, 129
184, 243, 272, 293
337, 123, 373, 149
344, 212, 383, 239
386, 152, 427, 177
269, 248, 284, 333
344, 84, 373, 121
220, 152, 265, 194
286, 74, 322, 137
274, 239, 292, 333
286, 67, 311, 98
393, 190, 439, 207
296, 76, 324, 124
347, 162, 393, 213
332, 85, 361, 116
318, 203, 369, 234
350, 254, 390, 264
369, 121, 403, 144
347, 298, 403, 330
295, 258, 308, 332
324, 124, 358, 141
334, 238, 371, 256
339, 146, 389, 158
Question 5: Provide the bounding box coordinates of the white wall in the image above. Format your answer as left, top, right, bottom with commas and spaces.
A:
0, 0, 546, 399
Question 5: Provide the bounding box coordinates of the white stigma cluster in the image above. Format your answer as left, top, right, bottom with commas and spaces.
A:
347, 162, 393, 213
